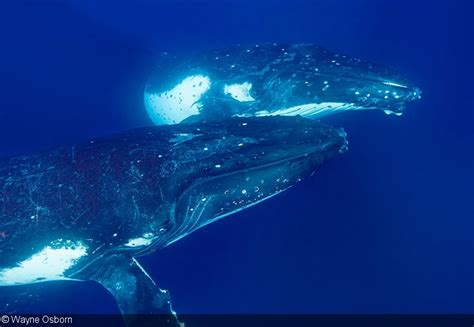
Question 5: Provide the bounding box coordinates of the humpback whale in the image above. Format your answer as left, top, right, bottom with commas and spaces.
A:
144, 43, 421, 125
0, 116, 347, 326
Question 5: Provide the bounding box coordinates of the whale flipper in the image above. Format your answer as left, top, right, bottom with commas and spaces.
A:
86, 255, 181, 327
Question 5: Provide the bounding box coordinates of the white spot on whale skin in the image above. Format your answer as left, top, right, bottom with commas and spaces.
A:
223, 82, 256, 102
125, 233, 155, 247
145, 74, 211, 125
0, 241, 87, 286
383, 109, 403, 116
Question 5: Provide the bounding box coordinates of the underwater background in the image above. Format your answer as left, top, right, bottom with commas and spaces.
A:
0, 0, 472, 316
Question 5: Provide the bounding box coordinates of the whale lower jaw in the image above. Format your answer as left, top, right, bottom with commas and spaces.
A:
254, 102, 363, 118
248, 102, 405, 119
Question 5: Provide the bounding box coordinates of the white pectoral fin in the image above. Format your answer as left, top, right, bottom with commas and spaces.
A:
145, 75, 211, 125
0, 241, 87, 286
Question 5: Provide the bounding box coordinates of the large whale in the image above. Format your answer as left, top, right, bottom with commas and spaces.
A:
144, 43, 421, 125
0, 116, 347, 326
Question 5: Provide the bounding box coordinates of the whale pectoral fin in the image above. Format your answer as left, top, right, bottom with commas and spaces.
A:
88, 254, 183, 327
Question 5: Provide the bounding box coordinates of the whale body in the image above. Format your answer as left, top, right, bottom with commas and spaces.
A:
144, 43, 421, 125
0, 116, 347, 326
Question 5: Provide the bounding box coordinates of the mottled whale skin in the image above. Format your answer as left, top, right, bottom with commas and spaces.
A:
144, 43, 421, 125
0, 116, 347, 326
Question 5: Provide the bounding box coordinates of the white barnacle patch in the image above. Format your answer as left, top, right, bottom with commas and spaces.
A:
125, 233, 155, 248
223, 82, 256, 102
0, 240, 87, 285
144, 74, 211, 125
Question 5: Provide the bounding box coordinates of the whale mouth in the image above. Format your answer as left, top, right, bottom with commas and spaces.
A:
258, 85, 421, 119
169, 146, 344, 247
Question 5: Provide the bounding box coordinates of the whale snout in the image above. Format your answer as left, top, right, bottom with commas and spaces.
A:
369, 82, 422, 115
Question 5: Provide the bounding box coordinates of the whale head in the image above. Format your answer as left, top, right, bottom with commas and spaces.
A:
144, 43, 421, 125
145, 116, 347, 248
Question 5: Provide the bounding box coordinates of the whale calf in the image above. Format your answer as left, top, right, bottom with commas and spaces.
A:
0, 116, 347, 326
144, 43, 421, 125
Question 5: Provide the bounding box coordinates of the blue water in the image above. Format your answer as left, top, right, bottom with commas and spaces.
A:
0, 0, 472, 315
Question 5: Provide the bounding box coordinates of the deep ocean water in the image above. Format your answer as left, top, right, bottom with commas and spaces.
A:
0, 0, 472, 318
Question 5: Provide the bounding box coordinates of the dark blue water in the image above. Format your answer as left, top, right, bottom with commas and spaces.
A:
0, 0, 472, 315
